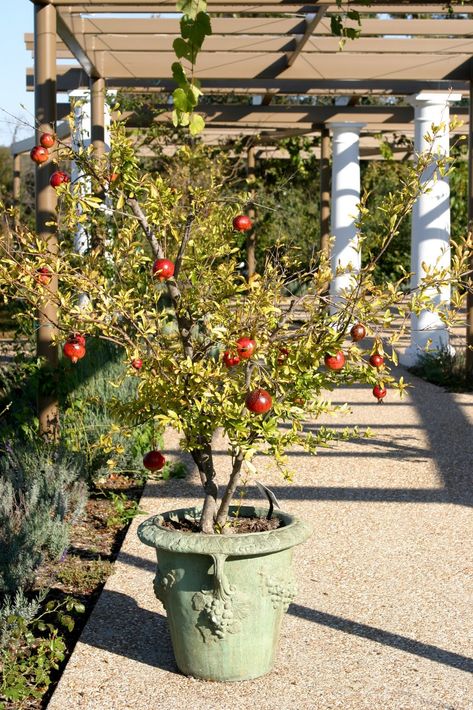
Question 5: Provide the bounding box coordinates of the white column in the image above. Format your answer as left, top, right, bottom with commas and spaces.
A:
329, 122, 364, 309
401, 92, 461, 366
70, 90, 92, 256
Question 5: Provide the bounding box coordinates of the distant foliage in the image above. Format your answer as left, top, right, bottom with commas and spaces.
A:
0, 444, 87, 594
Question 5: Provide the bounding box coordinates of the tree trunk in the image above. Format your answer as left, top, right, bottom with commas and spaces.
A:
191, 444, 218, 533
215, 452, 244, 529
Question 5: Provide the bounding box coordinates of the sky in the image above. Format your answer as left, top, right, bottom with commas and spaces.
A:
0, 1, 35, 147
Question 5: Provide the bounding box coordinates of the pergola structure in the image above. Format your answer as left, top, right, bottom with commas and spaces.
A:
26, 0, 473, 433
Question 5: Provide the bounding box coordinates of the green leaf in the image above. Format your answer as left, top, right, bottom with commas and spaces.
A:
189, 113, 205, 135
173, 87, 192, 112
171, 61, 187, 88
173, 37, 193, 61
330, 14, 343, 36
176, 0, 207, 19
180, 12, 212, 47
188, 82, 202, 105
177, 111, 191, 127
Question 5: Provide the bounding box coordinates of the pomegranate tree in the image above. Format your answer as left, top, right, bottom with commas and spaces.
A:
0, 121, 470, 534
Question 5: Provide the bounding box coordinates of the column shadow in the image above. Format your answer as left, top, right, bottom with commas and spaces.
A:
289, 603, 473, 674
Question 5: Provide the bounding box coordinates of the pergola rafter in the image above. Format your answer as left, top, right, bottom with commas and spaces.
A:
27, 3, 473, 94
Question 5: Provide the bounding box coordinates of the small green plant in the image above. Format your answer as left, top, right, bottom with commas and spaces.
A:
0, 595, 84, 707
55, 559, 114, 593
106, 492, 147, 528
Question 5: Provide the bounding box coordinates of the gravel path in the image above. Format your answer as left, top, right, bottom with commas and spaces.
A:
48, 370, 473, 710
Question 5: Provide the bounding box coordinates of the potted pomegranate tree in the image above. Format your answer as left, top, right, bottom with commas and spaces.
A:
0, 121, 469, 681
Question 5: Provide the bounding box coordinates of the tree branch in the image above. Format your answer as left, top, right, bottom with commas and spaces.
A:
174, 212, 195, 280
127, 196, 194, 359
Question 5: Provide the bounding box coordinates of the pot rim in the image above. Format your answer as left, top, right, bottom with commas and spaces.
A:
137, 505, 311, 556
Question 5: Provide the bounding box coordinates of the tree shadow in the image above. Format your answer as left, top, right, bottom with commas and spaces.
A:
79, 588, 178, 673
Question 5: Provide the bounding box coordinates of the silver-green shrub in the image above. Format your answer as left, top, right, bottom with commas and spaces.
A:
0, 444, 87, 594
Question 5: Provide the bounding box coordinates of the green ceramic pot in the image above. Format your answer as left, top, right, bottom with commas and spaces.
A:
137, 505, 311, 682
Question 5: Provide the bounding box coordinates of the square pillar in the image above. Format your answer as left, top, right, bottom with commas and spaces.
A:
34, 0, 58, 438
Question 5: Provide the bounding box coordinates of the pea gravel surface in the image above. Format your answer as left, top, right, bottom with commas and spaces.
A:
48, 371, 473, 710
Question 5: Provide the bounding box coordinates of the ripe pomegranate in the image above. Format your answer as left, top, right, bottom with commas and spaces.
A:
350, 323, 366, 342
131, 358, 143, 370
36, 266, 52, 285
143, 450, 166, 471
369, 353, 384, 368
223, 351, 240, 368
50, 171, 70, 188
30, 146, 49, 164
63, 339, 86, 364
245, 389, 272, 414
236, 337, 256, 359
324, 351, 345, 371
233, 215, 253, 232
40, 133, 55, 149
152, 258, 175, 281
70, 333, 86, 347
373, 384, 387, 402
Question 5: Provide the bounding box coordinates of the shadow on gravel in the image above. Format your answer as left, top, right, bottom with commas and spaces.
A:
80, 588, 179, 673
289, 603, 473, 673
407, 373, 473, 507
144, 480, 452, 504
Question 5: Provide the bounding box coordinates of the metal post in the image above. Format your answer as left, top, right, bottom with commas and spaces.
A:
320, 126, 330, 258
34, 1, 58, 439
246, 146, 256, 280
90, 76, 106, 159
13, 154, 21, 233
467, 80, 473, 375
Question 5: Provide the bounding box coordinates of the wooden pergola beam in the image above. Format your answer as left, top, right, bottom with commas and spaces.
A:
56, 13, 100, 77
26, 68, 469, 95
286, 5, 327, 68
38, 0, 473, 9
52, 17, 473, 36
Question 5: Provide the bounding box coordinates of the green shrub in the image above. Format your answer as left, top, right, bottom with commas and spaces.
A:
0, 339, 154, 483
60, 339, 155, 482
0, 443, 87, 594
409, 347, 473, 392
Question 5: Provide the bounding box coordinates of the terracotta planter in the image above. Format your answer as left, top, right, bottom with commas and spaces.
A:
137, 505, 311, 682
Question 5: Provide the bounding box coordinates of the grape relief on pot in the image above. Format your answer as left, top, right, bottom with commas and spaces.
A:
261, 572, 297, 612
192, 553, 251, 641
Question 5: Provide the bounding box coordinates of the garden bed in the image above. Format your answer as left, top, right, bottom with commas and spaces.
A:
0, 473, 144, 710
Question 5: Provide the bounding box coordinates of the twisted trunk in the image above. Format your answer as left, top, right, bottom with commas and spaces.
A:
191, 444, 218, 534
215, 451, 244, 529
